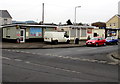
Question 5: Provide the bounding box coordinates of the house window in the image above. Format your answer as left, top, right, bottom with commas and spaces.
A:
113, 23, 116, 26
4, 19, 7, 24
110, 23, 112, 26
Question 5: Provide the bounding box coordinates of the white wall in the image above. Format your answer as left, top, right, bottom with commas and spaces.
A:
0, 17, 2, 26
93, 29, 105, 38
0, 17, 12, 26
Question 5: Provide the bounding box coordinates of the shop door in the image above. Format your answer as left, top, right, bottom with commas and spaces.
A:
20, 29, 25, 43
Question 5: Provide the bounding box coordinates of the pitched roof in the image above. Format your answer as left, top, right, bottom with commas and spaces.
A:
0, 10, 12, 18
117, 14, 120, 18
106, 14, 120, 23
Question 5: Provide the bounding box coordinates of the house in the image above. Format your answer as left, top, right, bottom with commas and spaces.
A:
2, 24, 57, 43
0, 10, 12, 26
106, 14, 120, 39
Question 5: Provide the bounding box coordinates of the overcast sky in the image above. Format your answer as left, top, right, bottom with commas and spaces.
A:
0, 0, 120, 24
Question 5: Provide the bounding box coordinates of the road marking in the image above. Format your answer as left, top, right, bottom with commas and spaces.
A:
90, 59, 98, 62
107, 62, 118, 65
28, 61, 82, 74
97, 60, 107, 64
106, 46, 114, 48
25, 61, 31, 64
25, 52, 30, 54
20, 51, 25, 53
14, 59, 22, 62
32, 53, 37, 55
2, 57, 11, 60
77, 48, 97, 51
58, 56, 63, 58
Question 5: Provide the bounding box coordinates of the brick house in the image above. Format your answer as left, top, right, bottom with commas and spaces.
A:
106, 14, 120, 39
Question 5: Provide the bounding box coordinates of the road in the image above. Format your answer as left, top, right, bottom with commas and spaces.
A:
2, 45, 119, 82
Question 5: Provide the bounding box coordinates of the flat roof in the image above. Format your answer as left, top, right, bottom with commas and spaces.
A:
58, 25, 97, 29
106, 27, 120, 30
2, 24, 57, 28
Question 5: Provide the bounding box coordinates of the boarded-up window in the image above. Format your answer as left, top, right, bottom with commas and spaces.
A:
7, 28, 10, 36
70, 29, 76, 37
81, 29, 86, 37
77, 29, 80, 37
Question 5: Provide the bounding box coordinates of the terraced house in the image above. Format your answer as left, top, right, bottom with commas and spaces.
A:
106, 14, 120, 39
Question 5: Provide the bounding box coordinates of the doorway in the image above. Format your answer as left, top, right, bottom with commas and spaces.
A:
20, 29, 25, 43
94, 33, 98, 37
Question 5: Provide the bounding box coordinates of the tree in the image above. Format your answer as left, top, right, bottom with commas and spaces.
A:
91, 22, 106, 29
66, 19, 73, 25
78, 22, 83, 26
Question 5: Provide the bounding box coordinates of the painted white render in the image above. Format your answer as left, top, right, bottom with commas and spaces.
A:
0, 10, 12, 26
0, 17, 12, 25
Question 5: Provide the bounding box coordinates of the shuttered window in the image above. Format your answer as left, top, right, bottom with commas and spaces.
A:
70, 29, 76, 37
81, 29, 86, 37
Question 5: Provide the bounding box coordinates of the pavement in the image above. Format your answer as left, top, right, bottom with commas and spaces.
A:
1, 41, 86, 49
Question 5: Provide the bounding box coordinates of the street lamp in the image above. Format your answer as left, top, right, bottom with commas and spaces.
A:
74, 6, 81, 25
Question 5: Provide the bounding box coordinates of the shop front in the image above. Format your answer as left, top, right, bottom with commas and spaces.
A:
105, 28, 119, 39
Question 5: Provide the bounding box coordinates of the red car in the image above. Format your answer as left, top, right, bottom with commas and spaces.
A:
86, 37, 106, 46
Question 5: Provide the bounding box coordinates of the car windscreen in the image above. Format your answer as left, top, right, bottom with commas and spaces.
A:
106, 37, 112, 40
90, 37, 98, 40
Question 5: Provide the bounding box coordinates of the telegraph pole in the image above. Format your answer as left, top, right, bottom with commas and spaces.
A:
74, 6, 81, 25
42, 3, 44, 24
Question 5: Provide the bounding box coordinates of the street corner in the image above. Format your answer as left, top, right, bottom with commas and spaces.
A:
108, 51, 120, 63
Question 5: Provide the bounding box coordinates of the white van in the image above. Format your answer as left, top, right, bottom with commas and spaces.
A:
44, 31, 70, 44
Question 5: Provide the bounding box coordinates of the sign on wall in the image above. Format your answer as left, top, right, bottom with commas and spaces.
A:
30, 28, 42, 37
107, 30, 117, 36
87, 29, 92, 34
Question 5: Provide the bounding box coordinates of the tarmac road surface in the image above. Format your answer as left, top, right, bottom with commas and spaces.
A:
2, 45, 119, 82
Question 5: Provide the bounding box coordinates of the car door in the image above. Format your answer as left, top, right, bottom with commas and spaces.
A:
100, 38, 105, 45
99, 38, 103, 45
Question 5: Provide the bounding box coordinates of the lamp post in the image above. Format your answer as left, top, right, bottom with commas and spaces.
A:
74, 6, 81, 25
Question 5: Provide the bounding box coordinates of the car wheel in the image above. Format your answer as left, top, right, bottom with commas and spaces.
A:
103, 43, 106, 46
54, 40, 58, 45
116, 42, 118, 45
95, 43, 99, 47
66, 40, 70, 44
86, 44, 89, 47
